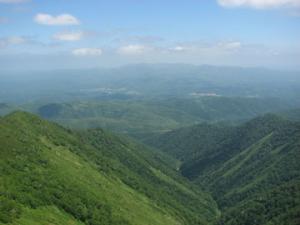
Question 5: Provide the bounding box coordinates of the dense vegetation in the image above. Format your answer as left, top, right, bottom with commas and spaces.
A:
144, 122, 234, 162
280, 108, 300, 121
0, 112, 218, 225
0, 96, 294, 139
147, 114, 300, 225
0, 107, 299, 225
1, 64, 300, 225
38, 97, 292, 138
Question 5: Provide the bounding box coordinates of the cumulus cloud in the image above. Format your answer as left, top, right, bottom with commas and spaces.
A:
72, 48, 103, 56
117, 44, 149, 55
0, 0, 29, 3
218, 0, 300, 9
53, 31, 84, 41
34, 13, 80, 25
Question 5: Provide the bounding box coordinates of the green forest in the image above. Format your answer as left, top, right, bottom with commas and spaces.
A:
147, 114, 300, 225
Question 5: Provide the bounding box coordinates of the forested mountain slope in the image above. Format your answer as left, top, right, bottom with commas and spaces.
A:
0, 95, 294, 140
147, 115, 300, 225
144, 123, 234, 162
0, 112, 218, 225
35, 97, 290, 139
280, 108, 300, 121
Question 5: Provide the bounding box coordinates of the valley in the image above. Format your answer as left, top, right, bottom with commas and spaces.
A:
146, 114, 300, 225
1, 0, 300, 223
0, 65, 299, 225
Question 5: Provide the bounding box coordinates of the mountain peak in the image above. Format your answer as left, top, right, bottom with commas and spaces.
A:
5, 110, 38, 119
3, 111, 45, 125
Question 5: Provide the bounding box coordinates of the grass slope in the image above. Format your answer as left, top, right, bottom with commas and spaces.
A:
0, 112, 218, 225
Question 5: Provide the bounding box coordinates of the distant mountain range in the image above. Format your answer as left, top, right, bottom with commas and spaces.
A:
1, 64, 300, 103
0, 97, 297, 139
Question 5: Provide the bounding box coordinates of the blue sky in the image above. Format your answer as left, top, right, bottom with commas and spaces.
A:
0, 0, 300, 70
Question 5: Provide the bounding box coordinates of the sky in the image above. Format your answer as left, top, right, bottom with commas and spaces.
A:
0, 0, 300, 70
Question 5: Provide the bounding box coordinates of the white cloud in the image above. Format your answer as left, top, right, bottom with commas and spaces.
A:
34, 13, 80, 26
169, 46, 191, 52
118, 44, 149, 55
116, 42, 242, 56
72, 48, 103, 56
166, 41, 242, 54
7, 36, 26, 44
0, 0, 29, 3
218, 41, 242, 50
218, 0, 300, 9
0, 36, 27, 48
53, 31, 84, 41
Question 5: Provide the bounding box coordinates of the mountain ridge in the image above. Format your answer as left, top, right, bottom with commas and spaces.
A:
0, 111, 218, 225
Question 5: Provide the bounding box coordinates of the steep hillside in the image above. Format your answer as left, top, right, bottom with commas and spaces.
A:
144, 123, 234, 162
180, 115, 293, 179
0, 103, 18, 116
280, 108, 300, 121
0, 112, 218, 225
148, 115, 300, 225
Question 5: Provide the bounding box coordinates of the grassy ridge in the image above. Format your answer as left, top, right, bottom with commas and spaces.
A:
0, 112, 218, 225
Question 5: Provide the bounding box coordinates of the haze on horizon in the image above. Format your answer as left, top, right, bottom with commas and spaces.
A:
0, 0, 300, 71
